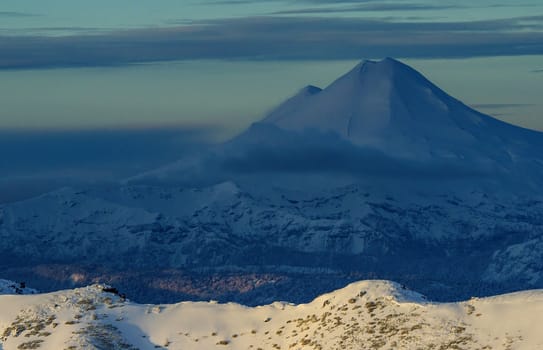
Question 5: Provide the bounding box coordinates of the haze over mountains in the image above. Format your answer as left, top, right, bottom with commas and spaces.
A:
1, 58, 542, 307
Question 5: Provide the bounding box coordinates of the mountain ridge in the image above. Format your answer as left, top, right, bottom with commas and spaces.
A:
1, 279, 542, 350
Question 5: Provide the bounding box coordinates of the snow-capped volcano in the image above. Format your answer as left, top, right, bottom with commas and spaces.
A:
2, 58, 543, 309
262, 58, 541, 161
129, 58, 543, 189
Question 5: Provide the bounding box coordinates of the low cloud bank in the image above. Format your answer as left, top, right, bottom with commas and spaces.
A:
0, 127, 213, 203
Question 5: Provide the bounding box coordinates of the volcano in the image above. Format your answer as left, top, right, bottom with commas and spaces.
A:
3, 58, 543, 305
128, 58, 543, 189
260, 58, 542, 162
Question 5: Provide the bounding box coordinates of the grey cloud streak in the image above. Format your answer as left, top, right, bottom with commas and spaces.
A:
1, 15, 543, 69
271, 3, 461, 15
0, 11, 39, 18
202, 0, 378, 4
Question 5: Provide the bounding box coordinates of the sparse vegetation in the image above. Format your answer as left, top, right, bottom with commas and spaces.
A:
72, 324, 138, 350
0, 282, 527, 350
17, 340, 44, 349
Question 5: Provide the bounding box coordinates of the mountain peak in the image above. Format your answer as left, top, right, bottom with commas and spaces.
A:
334, 57, 419, 92
260, 57, 528, 159
263, 85, 322, 125
356, 57, 402, 68
263, 58, 415, 127
349, 57, 406, 77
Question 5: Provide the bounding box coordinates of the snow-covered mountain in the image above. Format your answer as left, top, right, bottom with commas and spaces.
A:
1, 58, 543, 305
263, 58, 542, 163
1, 181, 542, 305
0, 279, 37, 295
129, 58, 543, 191
1, 280, 542, 350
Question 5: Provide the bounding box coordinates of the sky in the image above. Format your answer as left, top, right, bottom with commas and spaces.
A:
0, 0, 542, 201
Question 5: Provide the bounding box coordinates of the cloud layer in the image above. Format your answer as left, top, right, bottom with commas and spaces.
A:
129, 124, 493, 189
0, 127, 214, 203
1, 15, 542, 69
0, 11, 38, 18
271, 3, 461, 15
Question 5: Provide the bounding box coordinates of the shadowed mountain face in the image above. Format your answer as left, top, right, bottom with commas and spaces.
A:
1, 59, 543, 305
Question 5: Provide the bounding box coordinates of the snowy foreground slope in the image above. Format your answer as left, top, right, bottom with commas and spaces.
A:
1, 280, 542, 350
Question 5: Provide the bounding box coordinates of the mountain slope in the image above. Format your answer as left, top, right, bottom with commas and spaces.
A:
1, 280, 542, 350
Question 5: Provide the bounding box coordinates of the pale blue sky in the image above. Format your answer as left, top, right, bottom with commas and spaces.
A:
0, 0, 542, 136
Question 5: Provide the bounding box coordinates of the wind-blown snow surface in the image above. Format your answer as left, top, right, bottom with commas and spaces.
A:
1, 280, 542, 350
